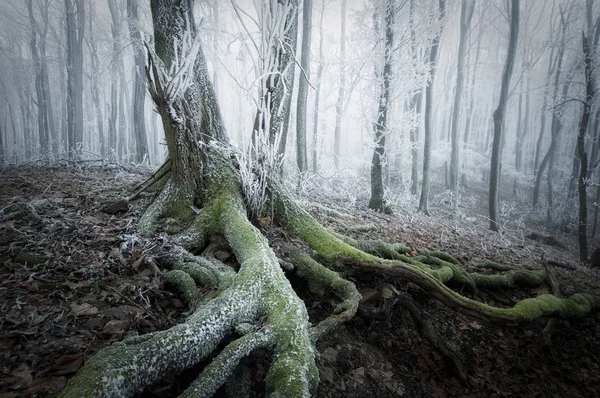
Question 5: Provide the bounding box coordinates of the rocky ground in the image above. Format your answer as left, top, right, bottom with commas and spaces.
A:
0, 166, 599, 397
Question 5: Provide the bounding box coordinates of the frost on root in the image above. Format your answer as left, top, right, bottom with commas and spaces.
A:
216, 188, 319, 396
181, 329, 275, 398
138, 179, 195, 236
282, 246, 360, 340
59, 286, 259, 398
273, 188, 600, 324
164, 269, 197, 303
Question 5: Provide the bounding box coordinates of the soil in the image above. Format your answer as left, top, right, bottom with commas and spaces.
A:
0, 167, 599, 398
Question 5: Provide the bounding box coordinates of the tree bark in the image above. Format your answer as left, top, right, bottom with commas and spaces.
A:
65, 0, 84, 158
311, 0, 325, 173
369, 0, 394, 214
489, 0, 519, 231
296, 0, 312, 173
576, 31, 594, 261
127, 0, 149, 164
449, 0, 475, 212
333, 0, 347, 169
418, 0, 446, 215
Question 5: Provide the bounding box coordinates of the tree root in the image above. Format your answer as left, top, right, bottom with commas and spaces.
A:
62, 170, 600, 397
62, 163, 320, 397
281, 246, 361, 340
274, 189, 600, 323
395, 293, 468, 382
181, 329, 275, 398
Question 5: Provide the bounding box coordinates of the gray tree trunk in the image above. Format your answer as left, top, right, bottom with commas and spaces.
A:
311, 1, 325, 172
418, 0, 446, 215
127, 0, 149, 164
449, 0, 475, 213
489, 0, 519, 232
369, 0, 394, 214
333, 0, 347, 169
296, 0, 312, 173
65, 0, 85, 158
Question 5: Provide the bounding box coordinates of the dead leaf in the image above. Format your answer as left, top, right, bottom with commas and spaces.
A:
11, 363, 32, 389
69, 303, 99, 316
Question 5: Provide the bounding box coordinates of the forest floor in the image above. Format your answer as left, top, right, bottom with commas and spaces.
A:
0, 166, 599, 398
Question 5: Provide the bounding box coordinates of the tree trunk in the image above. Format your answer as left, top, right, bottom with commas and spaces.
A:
369, 0, 394, 214
449, 0, 475, 212
489, 0, 519, 231
296, 0, 312, 173
409, 0, 421, 196
333, 0, 347, 169
461, 22, 482, 188
65, 0, 84, 158
87, 5, 105, 157
576, 31, 594, 261
27, 0, 49, 153
311, 0, 325, 173
127, 0, 149, 164
419, 0, 446, 215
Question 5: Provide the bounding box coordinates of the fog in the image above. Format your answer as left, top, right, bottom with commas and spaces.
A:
0, 0, 598, 243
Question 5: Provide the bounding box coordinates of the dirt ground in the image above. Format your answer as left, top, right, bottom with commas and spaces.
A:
0, 167, 599, 397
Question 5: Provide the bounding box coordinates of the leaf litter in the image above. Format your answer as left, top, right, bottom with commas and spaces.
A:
0, 166, 599, 397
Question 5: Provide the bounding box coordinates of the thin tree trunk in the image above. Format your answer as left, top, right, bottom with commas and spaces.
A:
296, 0, 312, 173
418, 0, 446, 215
333, 0, 347, 169
87, 5, 105, 157
576, 31, 594, 261
489, 0, 519, 231
311, 0, 325, 173
449, 0, 475, 212
409, 0, 421, 196
127, 0, 149, 163
369, 0, 394, 214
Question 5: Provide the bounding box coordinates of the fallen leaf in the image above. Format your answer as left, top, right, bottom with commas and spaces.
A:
69, 303, 99, 316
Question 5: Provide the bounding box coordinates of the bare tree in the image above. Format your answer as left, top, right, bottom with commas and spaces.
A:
296, 0, 312, 173
333, 0, 347, 169
64, 0, 84, 158
488, 0, 519, 232
418, 0, 446, 215
449, 0, 475, 213
369, 0, 394, 214
127, 0, 149, 163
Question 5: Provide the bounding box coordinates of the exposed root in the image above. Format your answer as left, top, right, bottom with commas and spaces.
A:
395, 293, 468, 382
282, 246, 361, 340
274, 189, 600, 323
164, 269, 198, 303
181, 329, 275, 398
138, 179, 195, 236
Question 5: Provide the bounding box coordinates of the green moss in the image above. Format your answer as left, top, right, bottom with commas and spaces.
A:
164, 269, 197, 303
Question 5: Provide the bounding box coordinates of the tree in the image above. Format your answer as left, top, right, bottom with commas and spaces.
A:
26, 0, 56, 153
533, 6, 568, 215
408, 0, 422, 196
86, 4, 106, 158
296, 0, 312, 173
575, 25, 596, 261
488, 0, 519, 232
449, 0, 475, 213
246, 0, 298, 161
59, 1, 600, 396
311, 0, 325, 172
369, 0, 394, 214
333, 0, 347, 169
65, 0, 84, 158
127, 0, 149, 164
418, 0, 446, 215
